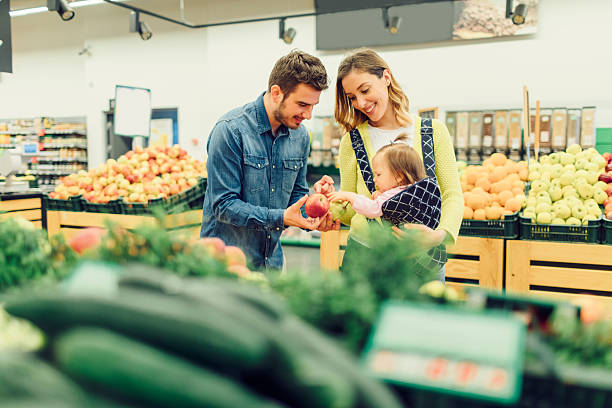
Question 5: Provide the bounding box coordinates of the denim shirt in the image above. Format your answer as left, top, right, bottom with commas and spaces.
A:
200, 93, 310, 270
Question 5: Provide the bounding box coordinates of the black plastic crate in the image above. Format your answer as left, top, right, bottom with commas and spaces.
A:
603, 218, 612, 245
459, 211, 519, 239
164, 177, 206, 212
519, 214, 601, 243
44, 194, 84, 212
81, 198, 122, 214
120, 197, 166, 215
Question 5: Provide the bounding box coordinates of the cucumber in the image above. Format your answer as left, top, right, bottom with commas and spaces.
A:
5, 288, 270, 374
281, 317, 403, 408
118, 273, 356, 408
0, 352, 88, 404
54, 327, 284, 408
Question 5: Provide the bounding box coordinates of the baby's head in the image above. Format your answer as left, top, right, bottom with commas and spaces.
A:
372, 134, 427, 192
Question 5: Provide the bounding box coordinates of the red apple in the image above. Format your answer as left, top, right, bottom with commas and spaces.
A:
606, 185, 612, 197
607, 211, 612, 220
599, 173, 612, 183
605, 203, 612, 214
200, 237, 226, 260
227, 264, 251, 278
304, 193, 330, 218
69, 227, 105, 254
225, 246, 247, 267
604, 198, 611, 208
606, 162, 612, 173
603, 152, 612, 163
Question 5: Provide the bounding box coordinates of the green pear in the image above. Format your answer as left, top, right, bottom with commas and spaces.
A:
565, 217, 581, 225
537, 212, 553, 224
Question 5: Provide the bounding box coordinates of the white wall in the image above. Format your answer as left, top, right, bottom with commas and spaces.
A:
2, 0, 611, 168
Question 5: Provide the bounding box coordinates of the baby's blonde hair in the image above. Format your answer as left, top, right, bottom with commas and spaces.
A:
374, 134, 427, 185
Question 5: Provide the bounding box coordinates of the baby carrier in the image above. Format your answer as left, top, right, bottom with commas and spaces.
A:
349, 118, 447, 271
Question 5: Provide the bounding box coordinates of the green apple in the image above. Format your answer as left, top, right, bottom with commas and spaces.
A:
583, 198, 597, 207
548, 186, 563, 201
571, 204, 586, 219
586, 205, 602, 218
537, 212, 553, 224
522, 210, 536, 222
582, 214, 598, 224
560, 152, 575, 165
526, 197, 537, 208
330, 202, 350, 221
594, 181, 608, 191
566, 144, 582, 155
575, 169, 588, 179
563, 189, 579, 199
539, 155, 551, 165
551, 218, 566, 225
577, 183, 594, 199
585, 162, 600, 174
559, 171, 575, 187
594, 189, 608, 205
553, 203, 571, 219
551, 164, 563, 179
575, 159, 588, 171
565, 217, 581, 225
563, 164, 576, 172
457, 160, 467, 171
528, 170, 541, 182
592, 155, 607, 168
562, 185, 575, 194
549, 152, 561, 164
536, 191, 552, 202
535, 202, 552, 214
585, 171, 599, 185
531, 180, 548, 193
540, 171, 552, 182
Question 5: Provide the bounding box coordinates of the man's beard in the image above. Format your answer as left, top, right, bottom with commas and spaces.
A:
273, 100, 299, 130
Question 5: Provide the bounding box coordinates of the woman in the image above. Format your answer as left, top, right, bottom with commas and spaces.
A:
315, 48, 463, 275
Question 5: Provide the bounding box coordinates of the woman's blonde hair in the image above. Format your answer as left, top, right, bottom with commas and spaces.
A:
334, 48, 412, 132
374, 134, 427, 186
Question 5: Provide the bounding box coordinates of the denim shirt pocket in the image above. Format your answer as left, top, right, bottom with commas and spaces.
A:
244, 154, 269, 193
282, 158, 304, 194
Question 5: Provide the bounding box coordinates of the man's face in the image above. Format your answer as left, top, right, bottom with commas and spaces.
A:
273, 83, 321, 129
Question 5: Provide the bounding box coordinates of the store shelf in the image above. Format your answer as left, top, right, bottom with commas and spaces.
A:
280, 237, 321, 248
36, 158, 87, 163
28, 170, 73, 176
42, 143, 87, 149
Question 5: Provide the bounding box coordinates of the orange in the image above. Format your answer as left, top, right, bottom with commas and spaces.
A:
471, 187, 485, 195
497, 190, 514, 206
473, 208, 486, 220
512, 187, 524, 196
485, 206, 502, 220
467, 193, 486, 210
463, 191, 472, 205
501, 209, 514, 218
463, 206, 473, 219
519, 168, 529, 181
489, 166, 508, 183
491, 180, 512, 194
505, 173, 520, 183
460, 181, 473, 193
465, 168, 479, 185
505, 197, 521, 212
512, 180, 525, 190
475, 177, 491, 192
490, 152, 507, 167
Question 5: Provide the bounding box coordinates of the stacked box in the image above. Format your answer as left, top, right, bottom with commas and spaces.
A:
468, 112, 483, 162
580, 106, 596, 148
538, 109, 552, 155
566, 109, 581, 146
551, 108, 568, 152
508, 110, 522, 161
455, 112, 469, 162
494, 110, 509, 154
481, 111, 495, 157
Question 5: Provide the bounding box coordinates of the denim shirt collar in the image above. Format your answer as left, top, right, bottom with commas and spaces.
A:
255, 92, 289, 139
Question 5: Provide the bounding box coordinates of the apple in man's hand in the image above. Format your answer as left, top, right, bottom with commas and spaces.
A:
305, 193, 330, 218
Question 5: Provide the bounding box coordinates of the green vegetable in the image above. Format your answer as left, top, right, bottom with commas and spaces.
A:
54, 327, 284, 408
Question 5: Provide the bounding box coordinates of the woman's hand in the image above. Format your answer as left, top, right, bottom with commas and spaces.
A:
328, 191, 355, 205
391, 223, 447, 249
313, 175, 335, 198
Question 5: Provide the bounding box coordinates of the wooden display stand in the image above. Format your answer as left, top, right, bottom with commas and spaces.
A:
320, 231, 504, 290
0, 193, 45, 228
46, 210, 202, 239
506, 240, 612, 307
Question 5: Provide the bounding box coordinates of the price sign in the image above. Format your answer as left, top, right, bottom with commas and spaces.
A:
362, 302, 525, 403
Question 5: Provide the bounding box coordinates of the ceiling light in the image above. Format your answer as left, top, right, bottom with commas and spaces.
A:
47, 0, 75, 21
505, 0, 528, 26
278, 18, 296, 44
129, 11, 153, 41
9, 0, 127, 18
382, 7, 401, 34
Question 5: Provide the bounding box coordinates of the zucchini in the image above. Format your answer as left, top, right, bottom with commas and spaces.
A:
54, 327, 284, 408
5, 288, 270, 374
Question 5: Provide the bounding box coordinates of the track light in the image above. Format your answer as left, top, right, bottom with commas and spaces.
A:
382, 7, 401, 34
505, 0, 528, 25
47, 0, 75, 21
129, 11, 153, 41
278, 18, 296, 44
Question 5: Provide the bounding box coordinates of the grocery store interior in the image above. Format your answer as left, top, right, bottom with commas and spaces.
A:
1, 0, 612, 407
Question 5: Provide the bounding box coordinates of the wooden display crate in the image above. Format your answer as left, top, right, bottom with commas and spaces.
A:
46, 209, 202, 240
506, 240, 612, 307
0, 194, 44, 228
320, 231, 504, 290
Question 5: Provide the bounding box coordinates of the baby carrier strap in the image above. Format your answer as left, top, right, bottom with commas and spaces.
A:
349, 128, 376, 195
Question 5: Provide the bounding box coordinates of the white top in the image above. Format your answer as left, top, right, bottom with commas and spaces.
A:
368, 121, 415, 153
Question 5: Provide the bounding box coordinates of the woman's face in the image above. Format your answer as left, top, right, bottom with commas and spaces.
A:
341, 69, 392, 126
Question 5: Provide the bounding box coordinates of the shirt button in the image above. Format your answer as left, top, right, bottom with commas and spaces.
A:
276, 227, 280, 231
294, 166, 297, 169
271, 188, 274, 192
257, 164, 260, 168
272, 165, 275, 169
267, 235, 271, 239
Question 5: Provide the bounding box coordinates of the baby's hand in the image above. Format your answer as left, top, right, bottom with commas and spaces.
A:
329, 191, 353, 204
371, 191, 381, 200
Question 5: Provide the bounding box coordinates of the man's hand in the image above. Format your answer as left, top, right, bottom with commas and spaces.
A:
284, 195, 322, 230
313, 175, 335, 198
317, 211, 340, 232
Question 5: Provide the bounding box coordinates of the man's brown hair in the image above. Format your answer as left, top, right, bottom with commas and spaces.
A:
374, 134, 427, 185
268, 50, 329, 96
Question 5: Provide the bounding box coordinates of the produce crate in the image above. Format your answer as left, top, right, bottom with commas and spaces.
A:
120, 197, 166, 215
165, 177, 206, 213
459, 211, 519, 239
44, 194, 84, 212
603, 218, 612, 245
81, 198, 123, 214
519, 214, 601, 244
0, 193, 45, 228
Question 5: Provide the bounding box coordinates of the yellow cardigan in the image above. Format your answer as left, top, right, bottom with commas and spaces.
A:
336, 118, 464, 245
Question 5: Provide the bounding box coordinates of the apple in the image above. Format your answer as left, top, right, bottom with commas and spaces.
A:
305, 193, 330, 218
551, 218, 565, 225
225, 246, 247, 266
603, 152, 612, 163
200, 237, 226, 260
69, 227, 105, 254
606, 185, 612, 197
536, 212, 552, 224
227, 264, 251, 278
606, 162, 612, 173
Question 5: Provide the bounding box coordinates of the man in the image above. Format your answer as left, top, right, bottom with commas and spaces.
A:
201, 50, 339, 270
